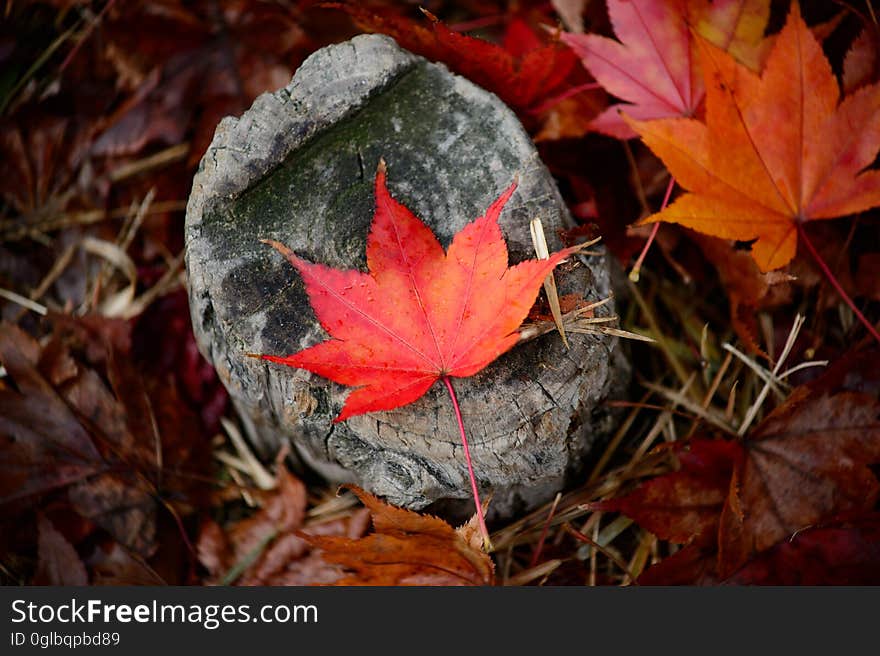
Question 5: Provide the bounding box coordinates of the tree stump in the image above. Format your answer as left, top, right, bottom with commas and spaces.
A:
185, 35, 629, 519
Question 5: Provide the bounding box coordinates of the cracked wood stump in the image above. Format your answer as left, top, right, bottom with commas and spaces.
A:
185, 35, 629, 519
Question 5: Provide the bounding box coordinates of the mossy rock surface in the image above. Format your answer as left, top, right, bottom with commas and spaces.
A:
185, 35, 628, 518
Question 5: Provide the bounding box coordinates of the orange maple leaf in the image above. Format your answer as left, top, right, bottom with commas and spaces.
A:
630, 2, 880, 272
307, 485, 495, 586
259, 160, 578, 422
561, 0, 770, 139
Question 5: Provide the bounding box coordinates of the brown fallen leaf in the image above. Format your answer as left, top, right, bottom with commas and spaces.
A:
0, 323, 103, 504
725, 514, 880, 585
307, 486, 495, 586
0, 316, 212, 560
599, 346, 880, 584
33, 514, 88, 586
197, 458, 369, 586
843, 26, 880, 94
719, 386, 880, 577
86, 541, 167, 586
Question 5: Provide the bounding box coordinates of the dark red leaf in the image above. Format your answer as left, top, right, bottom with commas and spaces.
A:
0, 323, 103, 504
33, 514, 88, 585
332, 4, 579, 112
595, 439, 741, 544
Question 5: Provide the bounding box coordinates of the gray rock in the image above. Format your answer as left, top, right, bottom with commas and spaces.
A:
185, 34, 628, 519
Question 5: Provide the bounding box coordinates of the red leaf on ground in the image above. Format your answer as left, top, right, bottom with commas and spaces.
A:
332, 5, 579, 112
87, 541, 167, 586
259, 161, 580, 421
843, 26, 880, 94
640, 514, 880, 585
594, 439, 741, 545
0, 114, 96, 214
94, 0, 313, 162
726, 514, 880, 585
307, 486, 495, 586
607, 347, 880, 583
0, 316, 212, 559
718, 387, 880, 577
637, 542, 719, 585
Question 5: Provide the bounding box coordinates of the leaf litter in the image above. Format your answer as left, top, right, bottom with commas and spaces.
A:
2, 0, 880, 586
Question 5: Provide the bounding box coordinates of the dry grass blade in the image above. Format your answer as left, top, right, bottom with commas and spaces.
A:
632, 376, 696, 464
0, 201, 187, 242
220, 417, 275, 491
505, 559, 562, 586
574, 325, 655, 341
0, 287, 47, 315
722, 342, 787, 398
306, 489, 360, 519
118, 253, 184, 320
625, 276, 691, 386
530, 217, 568, 347
108, 144, 190, 183
563, 523, 637, 585
80, 236, 138, 316
738, 314, 805, 435
642, 380, 737, 435
519, 293, 653, 344
27, 242, 78, 305
777, 360, 829, 379
589, 390, 650, 483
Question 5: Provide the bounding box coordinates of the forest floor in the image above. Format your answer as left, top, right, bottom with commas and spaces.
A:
2, 0, 879, 586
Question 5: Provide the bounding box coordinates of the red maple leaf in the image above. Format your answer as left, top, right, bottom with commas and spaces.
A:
331, 5, 579, 113
258, 161, 581, 548
259, 161, 578, 422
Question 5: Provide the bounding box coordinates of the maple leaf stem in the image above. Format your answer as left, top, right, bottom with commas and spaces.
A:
629, 176, 675, 283
796, 223, 880, 345
442, 375, 492, 552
